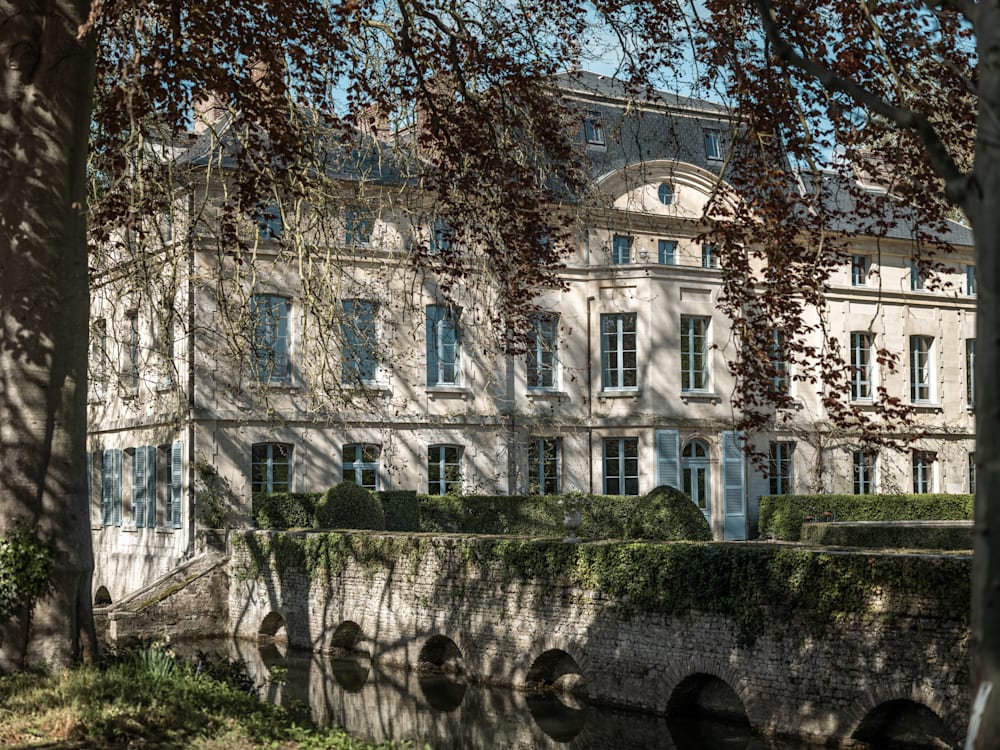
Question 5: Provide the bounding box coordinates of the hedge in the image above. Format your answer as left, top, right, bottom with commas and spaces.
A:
759, 494, 974, 541
252, 492, 317, 530
800, 521, 973, 550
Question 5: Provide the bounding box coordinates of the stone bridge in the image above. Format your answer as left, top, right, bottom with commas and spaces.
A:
226, 532, 971, 748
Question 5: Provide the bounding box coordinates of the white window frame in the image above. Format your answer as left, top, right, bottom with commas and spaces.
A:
428, 444, 462, 495
611, 234, 632, 264
600, 313, 638, 390
344, 206, 374, 247
527, 437, 561, 495
852, 449, 877, 495
680, 315, 710, 392
682, 440, 711, 515
909, 335, 934, 403
850, 332, 873, 401
250, 294, 291, 384
584, 113, 605, 146
769, 441, 795, 495
851, 254, 868, 286
658, 239, 677, 265
603, 437, 639, 496
967, 338, 976, 406
910, 260, 928, 291
704, 128, 722, 160
527, 313, 559, 389
342, 299, 378, 385
912, 450, 936, 494
343, 443, 380, 491
426, 304, 461, 386
252, 442, 292, 494
701, 243, 720, 269
770, 328, 789, 394
967, 265, 977, 295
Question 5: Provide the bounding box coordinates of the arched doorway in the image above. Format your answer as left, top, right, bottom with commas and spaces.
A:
682, 440, 711, 518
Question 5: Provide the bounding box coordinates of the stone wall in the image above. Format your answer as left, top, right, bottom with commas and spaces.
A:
228, 532, 971, 746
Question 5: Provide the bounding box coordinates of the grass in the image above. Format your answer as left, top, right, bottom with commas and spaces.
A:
0, 647, 419, 750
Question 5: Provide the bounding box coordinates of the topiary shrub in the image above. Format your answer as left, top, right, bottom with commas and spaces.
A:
625, 485, 712, 541
315, 481, 386, 531
253, 492, 319, 529
379, 490, 420, 531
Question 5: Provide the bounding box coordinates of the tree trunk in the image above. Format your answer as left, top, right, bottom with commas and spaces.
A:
968, 4, 1000, 747
0, 0, 98, 669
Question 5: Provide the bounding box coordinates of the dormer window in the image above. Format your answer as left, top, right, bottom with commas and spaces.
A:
657, 183, 674, 206
584, 113, 605, 146
704, 129, 722, 160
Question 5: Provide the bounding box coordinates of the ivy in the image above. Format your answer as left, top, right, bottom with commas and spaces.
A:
0, 527, 54, 625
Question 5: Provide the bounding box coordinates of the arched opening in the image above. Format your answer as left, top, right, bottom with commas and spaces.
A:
258, 611, 288, 665
417, 635, 466, 712
852, 699, 956, 749
94, 586, 112, 606
525, 649, 588, 742
666, 674, 751, 750
328, 620, 370, 693
682, 441, 711, 518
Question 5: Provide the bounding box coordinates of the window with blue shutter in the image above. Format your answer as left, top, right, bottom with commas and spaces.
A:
101, 449, 113, 526
655, 430, 680, 489
721, 431, 746, 540
171, 442, 183, 528
132, 447, 146, 527
111, 449, 123, 526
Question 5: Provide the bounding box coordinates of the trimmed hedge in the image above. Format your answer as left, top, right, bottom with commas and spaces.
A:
800, 521, 973, 550
315, 482, 386, 531
759, 494, 974, 541
624, 486, 712, 541
380, 491, 420, 532
252, 492, 317, 530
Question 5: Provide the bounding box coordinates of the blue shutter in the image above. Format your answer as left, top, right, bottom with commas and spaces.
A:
721, 431, 746, 540
133, 447, 146, 528
171, 442, 183, 528
112, 449, 123, 527
655, 430, 680, 489
145, 445, 157, 527
101, 450, 113, 526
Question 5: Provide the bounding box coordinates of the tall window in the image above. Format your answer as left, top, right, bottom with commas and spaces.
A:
611, 234, 632, 264
527, 313, 558, 389
658, 239, 677, 265
344, 207, 374, 247
770, 329, 789, 393
342, 299, 378, 384
601, 313, 637, 390
683, 440, 710, 514
584, 113, 605, 145
429, 219, 453, 254
909, 335, 933, 402
853, 449, 876, 495
910, 260, 927, 291
851, 255, 868, 286
701, 243, 719, 269
769, 442, 795, 495
850, 332, 873, 401
704, 128, 722, 160
131, 445, 156, 528
970, 452, 977, 494
91, 318, 107, 396
603, 437, 639, 495
527, 437, 561, 495
426, 305, 461, 386
967, 338, 976, 405
343, 443, 380, 491
250, 294, 291, 383
967, 265, 977, 295
101, 448, 123, 527
428, 445, 462, 495
912, 450, 935, 494
681, 315, 710, 391
257, 203, 282, 239
252, 443, 291, 493
124, 310, 139, 393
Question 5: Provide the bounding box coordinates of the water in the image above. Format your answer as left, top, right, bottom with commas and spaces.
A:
176, 639, 815, 749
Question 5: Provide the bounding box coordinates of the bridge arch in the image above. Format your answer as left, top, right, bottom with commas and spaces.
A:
659, 658, 759, 727
666, 672, 749, 725
329, 619, 369, 656
849, 693, 959, 749
94, 586, 112, 606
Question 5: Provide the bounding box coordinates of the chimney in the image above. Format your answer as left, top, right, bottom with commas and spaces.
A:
192, 93, 227, 135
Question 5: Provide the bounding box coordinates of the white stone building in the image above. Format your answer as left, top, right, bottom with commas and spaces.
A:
87, 71, 976, 601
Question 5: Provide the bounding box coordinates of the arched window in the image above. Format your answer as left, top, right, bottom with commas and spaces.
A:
657, 182, 673, 206
682, 440, 710, 515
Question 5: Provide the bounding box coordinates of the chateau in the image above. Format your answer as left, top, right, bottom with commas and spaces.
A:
87, 71, 976, 601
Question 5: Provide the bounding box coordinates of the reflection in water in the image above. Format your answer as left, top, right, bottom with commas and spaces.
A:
185, 638, 825, 749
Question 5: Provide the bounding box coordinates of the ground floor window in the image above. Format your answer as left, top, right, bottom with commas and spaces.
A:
768, 441, 794, 495
603, 437, 639, 495
683, 440, 710, 514
853, 449, 876, 495
252, 443, 291, 493
912, 450, 936, 494
428, 445, 462, 495
343, 443, 380, 491
527, 437, 561, 495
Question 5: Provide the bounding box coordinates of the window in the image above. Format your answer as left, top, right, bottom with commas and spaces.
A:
428, 445, 461, 495
912, 450, 936, 494
344, 207, 373, 247
770, 329, 789, 393
702, 243, 720, 269
704, 128, 722, 160
342, 299, 378, 384
603, 437, 639, 495
584, 113, 605, 146
101, 448, 123, 527
430, 219, 452, 253
850, 332, 873, 401
769, 442, 795, 495
426, 305, 461, 386
611, 234, 632, 264
257, 203, 282, 239
527, 437, 560, 494
124, 310, 139, 393
680, 315, 710, 391
658, 239, 677, 265
853, 449, 876, 494
683, 440, 710, 514
600, 313, 637, 390
967, 265, 977, 295
910, 260, 928, 291
909, 335, 933, 402
851, 255, 868, 286
131, 445, 156, 528
250, 294, 291, 383
91, 318, 107, 396
251, 443, 291, 493
527, 313, 558, 389
970, 452, 977, 494
657, 183, 674, 206
343, 443, 380, 491
967, 338, 976, 405
165, 442, 183, 529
